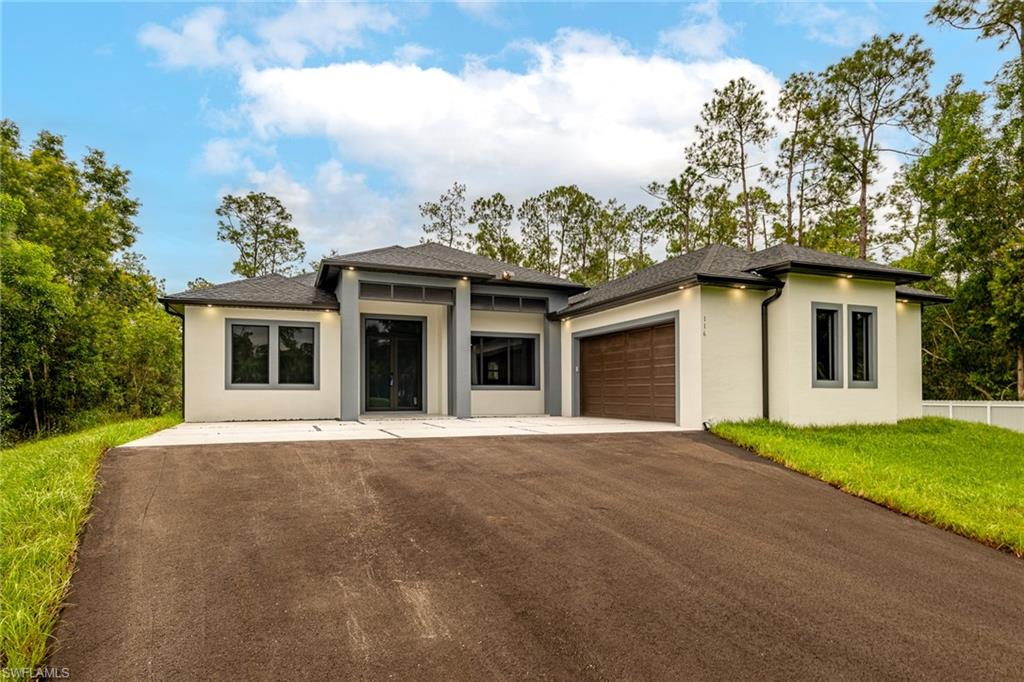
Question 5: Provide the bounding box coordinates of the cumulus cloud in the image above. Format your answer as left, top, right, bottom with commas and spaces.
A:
775, 2, 878, 48
237, 161, 408, 256
658, 0, 736, 59
139, 3, 395, 70
238, 29, 780, 210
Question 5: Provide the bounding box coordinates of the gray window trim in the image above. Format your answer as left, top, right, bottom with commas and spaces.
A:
569, 311, 680, 423
848, 304, 878, 389
225, 319, 320, 390
811, 302, 843, 388
360, 314, 428, 414
470, 332, 541, 390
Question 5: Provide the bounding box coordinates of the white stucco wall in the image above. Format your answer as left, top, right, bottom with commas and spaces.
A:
699, 286, 764, 423
896, 301, 923, 419
357, 300, 448, 415
183, 305, 340, 422
558, 289, 703, 428
768, 274, 899, 425
470, 309, 546, 416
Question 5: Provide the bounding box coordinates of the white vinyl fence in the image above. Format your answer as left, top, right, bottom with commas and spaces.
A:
922, 401, 1024, 432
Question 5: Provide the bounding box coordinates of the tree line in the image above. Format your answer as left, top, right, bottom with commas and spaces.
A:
1, 121, 181, 441
419, 0, 1023, 400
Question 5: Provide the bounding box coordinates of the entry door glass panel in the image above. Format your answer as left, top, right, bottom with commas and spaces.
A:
364, 318, 423, 411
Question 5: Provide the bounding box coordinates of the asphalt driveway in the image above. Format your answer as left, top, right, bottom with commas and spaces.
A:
52, 432, 1022, 680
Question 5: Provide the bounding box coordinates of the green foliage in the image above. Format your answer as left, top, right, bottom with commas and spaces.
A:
469, 192, 521, 265
690, 77, 774, 251
216, 191, 305, 277
0, 414, 181, 668
713, 418, 1024, 556
0, 120, 181, 441
418, 181, 468, 249
824, 33, 934, 256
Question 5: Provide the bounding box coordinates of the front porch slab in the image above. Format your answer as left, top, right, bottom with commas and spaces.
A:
123, 416, 691, 447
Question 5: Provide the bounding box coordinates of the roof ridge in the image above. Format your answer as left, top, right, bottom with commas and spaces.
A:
695, 243, 723, 273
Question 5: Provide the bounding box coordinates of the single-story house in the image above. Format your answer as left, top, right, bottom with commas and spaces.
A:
159, 241, 950, 428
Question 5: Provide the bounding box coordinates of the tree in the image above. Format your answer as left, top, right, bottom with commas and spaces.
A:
690, 77, 774, 251
419, 181, 468, 248
469, 192, 521, 265
216, 192, 305, 278
928, 0, 1024, 60
517, 185, 599, 280
823, 33, 934, 257
617, 204, 663, 275
187, 277, 214, 290
989, 237, 1024, 398
0, 120, 179, 440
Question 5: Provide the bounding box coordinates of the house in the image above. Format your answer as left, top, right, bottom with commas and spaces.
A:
159, 242, 950, 428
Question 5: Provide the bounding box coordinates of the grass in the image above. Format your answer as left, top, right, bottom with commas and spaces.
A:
0, 414, 180, 669
712, 417, 1024, 557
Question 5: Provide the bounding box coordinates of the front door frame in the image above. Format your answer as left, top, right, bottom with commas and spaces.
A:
360, 313, 428, 414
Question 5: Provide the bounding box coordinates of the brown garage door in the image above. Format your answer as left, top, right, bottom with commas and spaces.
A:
579, 323, 676, 422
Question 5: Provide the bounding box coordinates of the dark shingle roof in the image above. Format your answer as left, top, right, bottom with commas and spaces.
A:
408, 242, 587, 290
318, 242, 586, 291
556, 243, 936, 317
747, 244, 928, 282
161, 272, 336, 310
559, 244, 778, 316
895, 285, 953, 304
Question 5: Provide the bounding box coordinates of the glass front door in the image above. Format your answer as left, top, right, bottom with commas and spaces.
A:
364, 318, 423, 411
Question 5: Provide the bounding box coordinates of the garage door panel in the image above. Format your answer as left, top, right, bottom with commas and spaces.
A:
579, 322, 676, 423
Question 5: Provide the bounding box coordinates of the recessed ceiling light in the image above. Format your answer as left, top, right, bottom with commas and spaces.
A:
347, 266, 356, 271
843, 274, 853, 279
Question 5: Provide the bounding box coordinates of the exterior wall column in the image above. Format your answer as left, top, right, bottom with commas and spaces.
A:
544, 292, 568, 416
338, 269, 360, 420
452, 279, 472, 417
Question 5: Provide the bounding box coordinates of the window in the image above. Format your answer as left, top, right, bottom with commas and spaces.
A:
470, 294, 548, 313
811, 303, 842, 388
471, 335, 538, 388
227, 320, 319, 389
278, 326, 315, 385
848, 305, 877, 388
231, 325, 269, 384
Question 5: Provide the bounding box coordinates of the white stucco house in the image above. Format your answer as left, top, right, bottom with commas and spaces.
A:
159, 242, 950, 428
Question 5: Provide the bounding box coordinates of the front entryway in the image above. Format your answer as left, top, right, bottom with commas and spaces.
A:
364, 317, 424, 411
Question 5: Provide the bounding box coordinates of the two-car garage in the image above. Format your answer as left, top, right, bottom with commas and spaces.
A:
577, 322, 676, 423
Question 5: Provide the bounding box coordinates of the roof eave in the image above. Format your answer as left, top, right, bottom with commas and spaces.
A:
753, 262, 930, 285
320, 258, 493, 281
549, 276, 701, 320
157, 297, 337, 312
896, 291, 953, 305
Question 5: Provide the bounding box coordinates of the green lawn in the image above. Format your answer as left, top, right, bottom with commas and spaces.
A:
712, 417, 1024, 557
0, 415, 180, 669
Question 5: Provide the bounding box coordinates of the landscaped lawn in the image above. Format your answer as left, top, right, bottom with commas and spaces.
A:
713, 417, 1024, 557
0, 415, 180, 669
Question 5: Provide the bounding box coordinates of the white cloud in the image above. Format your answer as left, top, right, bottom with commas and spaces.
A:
238, 161, 407, 257
139, 3, 395, 70
775, 2, 878, 48
454, 1, 502, 24
238, 29, 780, 213
393, 42, 435, 65
658, 1, 736, 59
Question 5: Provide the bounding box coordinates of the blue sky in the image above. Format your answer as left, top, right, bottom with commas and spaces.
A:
1, 2, 1006, 292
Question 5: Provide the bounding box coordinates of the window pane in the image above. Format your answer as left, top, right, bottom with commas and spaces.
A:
471, 337, 482, 385
231, 325, 269, 384
279, 326, 315, 384
815, 309, 835, 382
520, 298, 547, 314
851, 311, 871, 382
509, 338, 535, 386
481, 337, 509, 385
360, 282, 391, 300
470, 294, 493, 310
493, 296, 521, 312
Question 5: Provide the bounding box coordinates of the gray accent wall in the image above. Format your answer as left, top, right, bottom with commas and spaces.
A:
338, 269, 360, 420
452, 279, 472, 417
